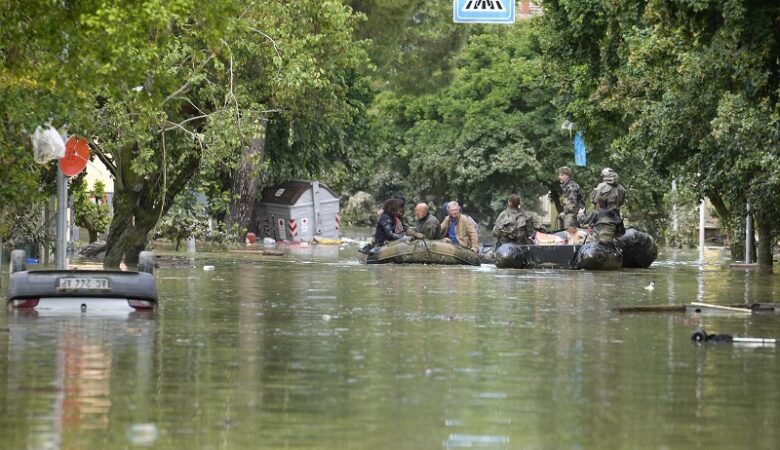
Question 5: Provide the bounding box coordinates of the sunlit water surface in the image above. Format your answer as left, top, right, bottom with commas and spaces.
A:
1, 245, 779, 449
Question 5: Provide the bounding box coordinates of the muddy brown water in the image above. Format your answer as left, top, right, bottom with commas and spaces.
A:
1, 244, 779, 449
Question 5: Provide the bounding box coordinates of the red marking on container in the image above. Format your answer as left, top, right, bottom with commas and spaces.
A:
289, 219, 298, 237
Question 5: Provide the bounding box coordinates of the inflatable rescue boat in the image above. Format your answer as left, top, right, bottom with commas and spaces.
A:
363, 239, 481, 266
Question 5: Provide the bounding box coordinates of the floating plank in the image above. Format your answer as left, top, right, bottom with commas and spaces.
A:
686, 302, 752, 315
728, 263, 760, 270
613, 304, 686, 314
615, 302, 756, 315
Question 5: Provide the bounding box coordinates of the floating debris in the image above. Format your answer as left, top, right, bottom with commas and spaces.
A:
691, 330, 776, 345
127, 423, 159, 446
614, 302, 759, 315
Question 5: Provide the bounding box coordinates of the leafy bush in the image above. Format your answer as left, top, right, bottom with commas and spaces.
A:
73, 180, 111, 243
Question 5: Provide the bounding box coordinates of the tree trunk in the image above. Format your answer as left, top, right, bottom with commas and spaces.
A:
103, 135, 201, 268
757, 219, 773, 273
88, 229, 98, 243
226, 123, 267, 240
709, 192, 746, 261
104, 190, 150, 267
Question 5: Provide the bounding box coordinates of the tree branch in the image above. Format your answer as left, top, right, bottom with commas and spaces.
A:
162, 55, 213, 105
249, 27, 283, 78
89, 142, 117, 178
162, 117, 210, 136
220, 39, 241, 132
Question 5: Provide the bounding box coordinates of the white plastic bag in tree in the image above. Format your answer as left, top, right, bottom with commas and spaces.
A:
31, 125, 66, 163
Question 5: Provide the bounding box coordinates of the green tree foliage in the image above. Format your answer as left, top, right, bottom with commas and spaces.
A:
349, 0, 466, 95
72, 179, 111, 243
535, 0, 671, 236
2, 1, 370, 266
355, 22, 571, 224
538, 0, 780, 267
0, 0, 60, 239
156, 190, 209, 251
0, 139, 42, 239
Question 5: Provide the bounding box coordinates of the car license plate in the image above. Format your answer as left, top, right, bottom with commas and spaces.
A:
57, 277, 111, 291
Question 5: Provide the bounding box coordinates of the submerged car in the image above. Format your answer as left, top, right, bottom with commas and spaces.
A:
6, 250, 158, 314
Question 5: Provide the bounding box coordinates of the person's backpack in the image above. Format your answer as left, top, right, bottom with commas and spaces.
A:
497, 212, 526, 241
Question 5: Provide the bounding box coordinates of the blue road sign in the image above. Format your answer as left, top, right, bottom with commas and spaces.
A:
453, 0, 515, 24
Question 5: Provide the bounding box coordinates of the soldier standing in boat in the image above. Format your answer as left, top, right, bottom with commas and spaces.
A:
492, 194, 536, 247
557, 166, 585, 229
439, 201, 479, 253
581, 167, 626, 244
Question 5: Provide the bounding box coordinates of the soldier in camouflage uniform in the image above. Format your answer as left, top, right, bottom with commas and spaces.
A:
581, 168, 626, 244
557, 166, 585, 229
492, 194, 536, 247
408, 203, 440, 240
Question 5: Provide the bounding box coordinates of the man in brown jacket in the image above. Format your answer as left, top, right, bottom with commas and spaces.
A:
439, 201, 479, 252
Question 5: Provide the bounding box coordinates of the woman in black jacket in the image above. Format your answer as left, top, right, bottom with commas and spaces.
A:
373, 198, 406, 247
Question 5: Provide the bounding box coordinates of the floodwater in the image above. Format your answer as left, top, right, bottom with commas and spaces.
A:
1, 242, 779, 449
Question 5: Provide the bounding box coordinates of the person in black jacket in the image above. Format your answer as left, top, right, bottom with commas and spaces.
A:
373, 198, 407, 247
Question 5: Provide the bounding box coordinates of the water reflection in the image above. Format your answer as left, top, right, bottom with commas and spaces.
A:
1, 312, 156, 449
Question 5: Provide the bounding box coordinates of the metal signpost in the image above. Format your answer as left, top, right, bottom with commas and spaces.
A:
55, 169, 68, 269
55, 136, 90, 269
453, 0, 515, 24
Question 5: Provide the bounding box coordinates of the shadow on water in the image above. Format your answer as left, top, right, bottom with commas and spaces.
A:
1, 243, 779, 449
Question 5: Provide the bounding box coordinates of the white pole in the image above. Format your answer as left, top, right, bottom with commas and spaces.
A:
671, 180, 678, 233
55, 168, 68, 269
698, 199, 706, 262
745, 202, 753, 264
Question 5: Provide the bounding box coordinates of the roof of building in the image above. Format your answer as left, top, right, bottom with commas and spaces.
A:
259, 180, 338, 206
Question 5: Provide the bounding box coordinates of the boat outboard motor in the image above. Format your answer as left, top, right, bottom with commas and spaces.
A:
494, 243, 532, 269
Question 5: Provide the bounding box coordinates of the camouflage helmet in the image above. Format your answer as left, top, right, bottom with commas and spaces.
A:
601, 167, 619, 184
558, 166, 573, 177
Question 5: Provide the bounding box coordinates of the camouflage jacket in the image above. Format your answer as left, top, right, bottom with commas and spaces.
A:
560, 178, 585, 214
579, 208, 622, 226
492, 207, 536, 245
590, 182, 626, 213
413, 213, 440, 239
